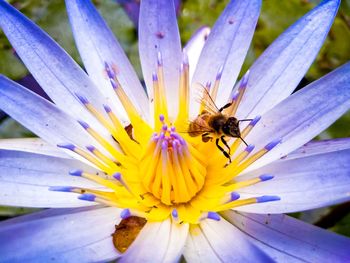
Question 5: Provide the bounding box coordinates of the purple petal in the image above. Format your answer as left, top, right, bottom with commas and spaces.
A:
116, 0, 140, 26
16, 74, 50, 100
116, 0, 181, 27
120, 219, 188, 262
190, 0, 261, 115
0, 76, 113, 157
237, 0, 340, 119
0, 150, 102, 208
223, 211, 350, 262
236, 148, 350, 213
0, 206, 121, 262
184, 218, 273, 262
0, 1, 115, 128
66, 0, 149, 121
139, 0, 182, 120
244, 62, 350, 171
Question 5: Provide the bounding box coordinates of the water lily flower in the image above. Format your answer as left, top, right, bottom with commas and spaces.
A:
0, 0, 349, 262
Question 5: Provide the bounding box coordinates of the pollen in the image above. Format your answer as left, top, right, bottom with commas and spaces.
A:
51, 55, 281, 226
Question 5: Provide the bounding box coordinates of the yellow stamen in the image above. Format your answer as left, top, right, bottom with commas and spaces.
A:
160, 143, 172, 205
111, 77, 152, 142
84, 103, 116, 134
206, 146, 253, 185
225, 176, 267, 192
104, 107, 142, 157
213, 197, 259, 211
226, 71, 249, 116
175, 61, 189, 128
88, 146, 120, 169
177, 204, 201, 224
81, 172, 121, 191
171, 144, 195, 203
153, 63, 169, 126
231, 147, 269, 175
71, 188, 116, 200
74, 147, 111, 172
147, 204, 171, 221
84, 126, 127, 164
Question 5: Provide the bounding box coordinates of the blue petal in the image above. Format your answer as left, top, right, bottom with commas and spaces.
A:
223, 211, 350, 262
0, 76, 113, 158
65, 0, 149, 121
245, 61, 350, 171
236, 148, 350, 213
0, 1, 114, 128
139, 0, 182, 120
191, 0, 261, 114
0, 138, 69, 158
0, 150, 101, 208
0, 206, 121, 262
183, 26, 211, 83
184, 224, 222, 262
184, 218, 273, 262
120, 219, 188, 262
285, 138, 350, 160
17, 74, 49, 99
237, 0, 340, 119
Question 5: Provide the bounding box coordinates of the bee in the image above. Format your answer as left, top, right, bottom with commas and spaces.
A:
188, 85, 251, 163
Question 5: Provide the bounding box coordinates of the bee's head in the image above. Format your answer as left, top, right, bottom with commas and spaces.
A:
223, 117, 240, 137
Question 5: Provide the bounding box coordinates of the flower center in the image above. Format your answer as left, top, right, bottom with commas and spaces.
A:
141, 116, 205, 205
51, 54, 281, 224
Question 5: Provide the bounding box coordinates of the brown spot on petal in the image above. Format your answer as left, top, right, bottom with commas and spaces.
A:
228, 17, 234, 24
124, 124, 139, 144
125, 124, 133, 139
156, 31, 165, 39
112, 216, 147, 253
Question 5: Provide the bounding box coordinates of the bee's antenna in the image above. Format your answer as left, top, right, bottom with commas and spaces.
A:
239, 136, 248, 147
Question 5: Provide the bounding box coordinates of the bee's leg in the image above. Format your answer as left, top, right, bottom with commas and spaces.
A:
215, 138, 231, 162
220, 136, 231, 155
219, 102, 232, 112
239, 136, 249, 147
202, 133, 212, 143
237, 119, 253, 124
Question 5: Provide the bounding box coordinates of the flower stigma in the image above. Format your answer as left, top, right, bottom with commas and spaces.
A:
51, 52, 281, 227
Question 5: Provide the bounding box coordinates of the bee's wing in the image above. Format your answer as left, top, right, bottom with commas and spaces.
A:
178, 117, 213, 135
193, 83, 219, 114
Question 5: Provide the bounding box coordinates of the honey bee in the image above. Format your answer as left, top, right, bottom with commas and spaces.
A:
188, 85, 251, 163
